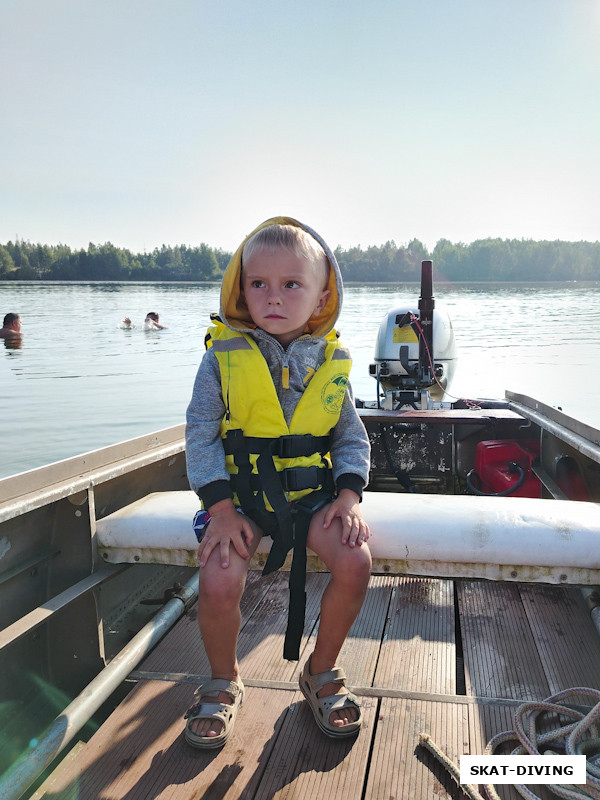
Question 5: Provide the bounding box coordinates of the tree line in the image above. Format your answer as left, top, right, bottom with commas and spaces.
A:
1, 237, 599, 282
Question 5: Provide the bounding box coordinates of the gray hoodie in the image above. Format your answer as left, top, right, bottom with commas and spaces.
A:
185, 216, 370, 509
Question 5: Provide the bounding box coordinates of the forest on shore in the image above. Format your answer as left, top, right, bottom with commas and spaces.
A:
1, 236, 599, 283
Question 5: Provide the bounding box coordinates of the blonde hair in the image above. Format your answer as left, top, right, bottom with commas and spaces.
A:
242, 224, 329, 286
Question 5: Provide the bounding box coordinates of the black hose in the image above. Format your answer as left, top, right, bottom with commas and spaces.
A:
466, 462, 526, 497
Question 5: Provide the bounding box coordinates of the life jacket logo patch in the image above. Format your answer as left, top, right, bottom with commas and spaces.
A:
321, 374, 348, 414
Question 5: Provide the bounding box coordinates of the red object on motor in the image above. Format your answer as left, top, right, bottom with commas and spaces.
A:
473, 440, 541, 498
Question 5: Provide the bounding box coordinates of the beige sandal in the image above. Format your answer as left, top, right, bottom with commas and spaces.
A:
299, 656, 362, 738
184, 678, 244, 749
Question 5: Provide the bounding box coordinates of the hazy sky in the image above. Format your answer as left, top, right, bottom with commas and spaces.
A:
2, 0, 599, 253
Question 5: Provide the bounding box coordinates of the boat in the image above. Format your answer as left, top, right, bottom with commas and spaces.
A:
1, 263, 600, 800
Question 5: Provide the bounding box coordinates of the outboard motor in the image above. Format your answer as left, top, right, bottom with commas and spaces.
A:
369, 260, 457, 409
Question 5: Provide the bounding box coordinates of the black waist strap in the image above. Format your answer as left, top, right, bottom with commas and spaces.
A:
223, 433, 331, 459
230, 465, 330, 495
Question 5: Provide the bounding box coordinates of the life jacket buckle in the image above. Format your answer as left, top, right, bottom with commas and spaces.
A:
275, 434, 326, 459
275, 435, 300, 459
280, 466, 322, 492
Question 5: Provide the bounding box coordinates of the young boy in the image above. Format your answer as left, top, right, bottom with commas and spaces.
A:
184, 216, 371, 748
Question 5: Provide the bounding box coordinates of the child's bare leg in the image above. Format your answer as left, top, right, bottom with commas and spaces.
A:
189, 519, 262, 740
306, 506, 371, 728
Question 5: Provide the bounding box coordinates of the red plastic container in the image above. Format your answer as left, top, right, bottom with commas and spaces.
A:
474, 440, 541, 498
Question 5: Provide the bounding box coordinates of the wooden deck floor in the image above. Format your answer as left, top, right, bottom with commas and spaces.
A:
33, 573, 600, 800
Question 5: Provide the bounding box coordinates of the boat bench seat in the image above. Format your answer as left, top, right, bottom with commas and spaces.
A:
95, 490, 600, 585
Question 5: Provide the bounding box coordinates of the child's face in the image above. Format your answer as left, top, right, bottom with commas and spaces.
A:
242, 248, 330, 348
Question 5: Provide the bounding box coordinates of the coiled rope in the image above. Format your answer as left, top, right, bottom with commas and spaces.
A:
420, 688, 600, 800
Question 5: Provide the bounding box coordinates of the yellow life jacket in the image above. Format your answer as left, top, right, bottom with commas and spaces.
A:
207, 318, 352, 511
207, 318, 352, 660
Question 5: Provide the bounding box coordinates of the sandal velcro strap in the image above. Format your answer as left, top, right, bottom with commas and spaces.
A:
318, 690, 360, 714
185, 700, 227, 720
309, 666, 347, 694
195, 678, 242, 703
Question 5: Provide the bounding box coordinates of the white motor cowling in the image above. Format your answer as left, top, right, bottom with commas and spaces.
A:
370, 304, 457, 401
369, 261, 457, 407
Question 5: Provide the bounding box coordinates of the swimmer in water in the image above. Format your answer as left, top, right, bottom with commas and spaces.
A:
0, 313, 23, 339
142, 312, 168, 330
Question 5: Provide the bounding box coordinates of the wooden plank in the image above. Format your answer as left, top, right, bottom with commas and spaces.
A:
139, 569, 278, 674
518, 584, 600, 703
140, 572, 391, 690
34, 574, 600, 800
366, 696, 469, 799
252, 691, 377, 800
374, 577, 456, 695
235, 573, 392, 686
467, 700, 522, 800
321, 574, 396, 687
236, 573, 329, 682
457, 581, 550, 701
467, 700, 566, 800
367, 696, 536, 800
36, 680, 296, 800
139, 572, 330, 683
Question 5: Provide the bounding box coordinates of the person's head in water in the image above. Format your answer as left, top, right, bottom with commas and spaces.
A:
144, 312, 168, 330
0, 313, 22, 338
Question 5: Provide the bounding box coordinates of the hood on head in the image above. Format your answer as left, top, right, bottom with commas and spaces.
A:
220, 216, 343, 338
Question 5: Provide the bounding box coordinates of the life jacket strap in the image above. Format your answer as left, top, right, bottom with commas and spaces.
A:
283, 489, 334, 660
223, 433, 331, 459
230, 466, 330, 495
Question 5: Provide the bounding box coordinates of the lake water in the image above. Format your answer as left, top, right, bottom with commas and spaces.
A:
1, 281, 599, 480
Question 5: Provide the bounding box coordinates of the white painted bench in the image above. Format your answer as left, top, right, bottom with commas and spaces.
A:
95, 490, 600, 585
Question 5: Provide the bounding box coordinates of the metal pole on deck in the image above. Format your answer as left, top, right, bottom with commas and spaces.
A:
0, 573, 198, 800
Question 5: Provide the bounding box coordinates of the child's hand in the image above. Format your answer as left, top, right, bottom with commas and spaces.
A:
197, 499, 254, 569
322, 489, 370, 548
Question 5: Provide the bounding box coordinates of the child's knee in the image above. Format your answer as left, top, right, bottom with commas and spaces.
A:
198, 565, 245, 609
353, 546, 372, 583
333, 545, 372, 588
